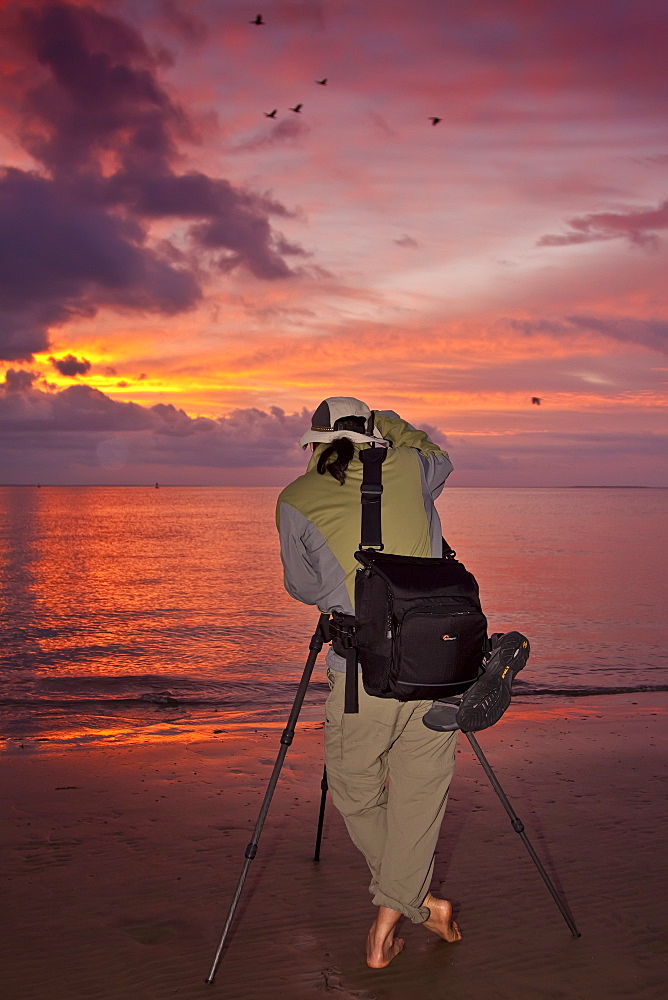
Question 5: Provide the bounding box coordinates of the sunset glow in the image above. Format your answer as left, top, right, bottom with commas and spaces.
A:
1, 0, 666, 485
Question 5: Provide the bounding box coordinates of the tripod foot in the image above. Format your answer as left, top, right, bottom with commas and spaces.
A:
466, 732, 581, 939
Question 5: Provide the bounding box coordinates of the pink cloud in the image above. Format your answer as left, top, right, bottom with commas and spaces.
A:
538, 200, 668, 249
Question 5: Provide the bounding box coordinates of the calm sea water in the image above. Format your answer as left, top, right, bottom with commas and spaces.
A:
1, 486, 666, 745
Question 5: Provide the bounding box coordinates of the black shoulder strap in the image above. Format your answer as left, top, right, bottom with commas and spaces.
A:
359, 447, 386, 549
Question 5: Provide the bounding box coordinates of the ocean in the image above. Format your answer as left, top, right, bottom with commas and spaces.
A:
1, 486, 666, 748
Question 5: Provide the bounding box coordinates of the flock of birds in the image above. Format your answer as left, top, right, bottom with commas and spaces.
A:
250, 14, 442, 125
250, 16, 543, 409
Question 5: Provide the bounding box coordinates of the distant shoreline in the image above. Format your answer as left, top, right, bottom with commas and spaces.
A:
569, 485, 655, 489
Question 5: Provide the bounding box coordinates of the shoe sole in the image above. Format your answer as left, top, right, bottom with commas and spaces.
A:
456, 632, 530, 733
422, 711, 460, 733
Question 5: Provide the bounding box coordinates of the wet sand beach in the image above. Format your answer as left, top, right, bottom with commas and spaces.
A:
1, 693, 666, 1000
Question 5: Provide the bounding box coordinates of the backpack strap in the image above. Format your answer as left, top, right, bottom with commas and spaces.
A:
347, 446, 387, 714
359, 447, 386, 549
442, 537, 457, 560
344, 648, 359, 714
330, 614, 359, 714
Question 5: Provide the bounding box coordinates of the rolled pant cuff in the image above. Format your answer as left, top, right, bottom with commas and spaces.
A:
371, 889, 429, 924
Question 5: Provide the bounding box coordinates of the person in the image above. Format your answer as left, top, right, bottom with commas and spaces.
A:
276, 396, 463, 968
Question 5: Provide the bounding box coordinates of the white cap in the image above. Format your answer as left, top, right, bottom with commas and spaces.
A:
299, 396, 389, 449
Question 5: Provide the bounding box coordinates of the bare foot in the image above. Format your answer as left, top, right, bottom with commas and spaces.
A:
422, 892, 462, 943
366, 906, 406, 969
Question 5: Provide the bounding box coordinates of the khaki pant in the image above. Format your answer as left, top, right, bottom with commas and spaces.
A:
324, 668, 458, 923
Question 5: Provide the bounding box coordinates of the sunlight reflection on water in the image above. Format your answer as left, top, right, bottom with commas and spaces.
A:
1, 485, 666, 738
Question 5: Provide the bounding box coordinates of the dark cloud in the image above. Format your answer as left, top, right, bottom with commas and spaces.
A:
17, 2, 178, 176
102, 165, 307, 278
508, 319, 569, 337
537, 231, 617, 248
233, 117, 311, 153
395, 235, 419, 248
3, 369, 40, 393
0, 378, 154, 432
419, 422, 448, 449
0, 1, 305, 361
0, 373, 310, 469
537, 199, 668, 249
507, 315, 668, 355
469, 430, 668, 460
567, 316, 668, 355
0, 167, 200, 360
446, 443, 516, 472
49, 353, 91, 377
445, 430, 668, 489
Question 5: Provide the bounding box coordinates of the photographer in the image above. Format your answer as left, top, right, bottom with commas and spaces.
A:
276, 397, 462, 968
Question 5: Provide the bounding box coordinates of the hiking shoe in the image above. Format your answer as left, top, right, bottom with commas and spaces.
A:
422, 697, 462, 732
455, 631, 530, 733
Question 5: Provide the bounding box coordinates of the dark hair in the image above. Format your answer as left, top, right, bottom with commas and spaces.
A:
316, 416, 366, 484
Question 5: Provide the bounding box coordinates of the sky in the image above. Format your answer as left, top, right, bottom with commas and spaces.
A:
0, 0, 666, 486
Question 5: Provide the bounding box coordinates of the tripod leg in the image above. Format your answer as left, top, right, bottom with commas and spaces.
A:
465, 732, 581, 939
205, 613, 330, 984
313, 766, 328, 862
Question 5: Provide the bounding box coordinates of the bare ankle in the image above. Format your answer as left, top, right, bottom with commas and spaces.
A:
366, 907, 405, 969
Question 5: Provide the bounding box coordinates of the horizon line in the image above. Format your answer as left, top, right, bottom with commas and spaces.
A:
0, 483, 663, 490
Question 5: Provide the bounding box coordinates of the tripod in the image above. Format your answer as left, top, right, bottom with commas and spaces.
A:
205, 614, 579, 985
313, 734, 580, 938
205, 613, 330, 985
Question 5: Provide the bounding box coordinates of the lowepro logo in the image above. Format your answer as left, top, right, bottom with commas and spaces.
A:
441, 634, 456, 641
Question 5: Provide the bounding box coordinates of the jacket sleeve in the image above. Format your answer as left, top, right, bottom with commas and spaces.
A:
374, 410, 453, 498
276, 501, 322, 604
276, 500, 351, 611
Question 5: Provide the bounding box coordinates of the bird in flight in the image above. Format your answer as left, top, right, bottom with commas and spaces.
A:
265, 109, 277, 118
289, 103, 303, 113
531, 397, 542, 405
316, 78, 328, 85
429, 117, 442, 126
250, 14, 264, 25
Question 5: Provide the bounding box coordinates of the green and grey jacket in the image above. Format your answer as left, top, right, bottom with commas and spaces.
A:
276, 413, 453, 654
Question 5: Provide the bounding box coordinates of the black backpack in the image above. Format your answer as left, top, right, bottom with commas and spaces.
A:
331, 446, 487, 713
